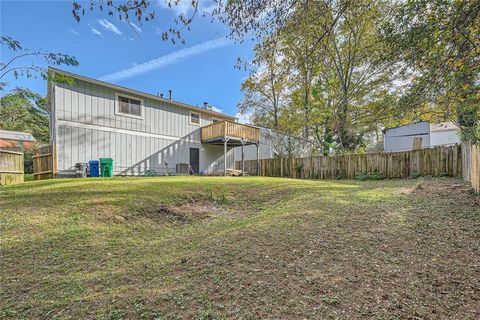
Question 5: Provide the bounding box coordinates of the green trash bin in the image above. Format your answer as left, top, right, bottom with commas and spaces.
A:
99, 158, 114, 177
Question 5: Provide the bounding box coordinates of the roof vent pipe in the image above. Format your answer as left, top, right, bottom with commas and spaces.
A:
160, 93, 164, 98
168, 90, 172, 100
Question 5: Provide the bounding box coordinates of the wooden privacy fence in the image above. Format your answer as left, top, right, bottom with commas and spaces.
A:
462, 143, 480, 193
236, 145, 463, 180
0, 150, 24, 185
33, 145, 56, 180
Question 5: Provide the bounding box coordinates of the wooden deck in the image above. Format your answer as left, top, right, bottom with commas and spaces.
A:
201, 121, 260, 145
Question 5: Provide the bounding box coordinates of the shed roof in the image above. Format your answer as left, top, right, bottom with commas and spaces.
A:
382, 121, 429, 134
0, 129, 36, 142
430, 122, 459, 132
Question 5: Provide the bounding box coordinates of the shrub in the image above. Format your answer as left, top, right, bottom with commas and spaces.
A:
409, 171, 421, 179
355, 170, 385, 181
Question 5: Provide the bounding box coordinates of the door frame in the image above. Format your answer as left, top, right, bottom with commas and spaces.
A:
189, 147, 200, 174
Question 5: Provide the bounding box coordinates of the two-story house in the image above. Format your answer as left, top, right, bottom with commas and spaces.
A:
47, 68, 260, 176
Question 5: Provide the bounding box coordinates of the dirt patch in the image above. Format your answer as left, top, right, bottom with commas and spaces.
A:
411, 178, 480, 207
145, 200, 224, 224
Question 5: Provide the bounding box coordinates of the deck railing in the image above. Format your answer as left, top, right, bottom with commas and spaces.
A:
201, 121, 260, 143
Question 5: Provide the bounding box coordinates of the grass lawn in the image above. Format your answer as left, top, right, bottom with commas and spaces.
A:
1, 176, 479, 319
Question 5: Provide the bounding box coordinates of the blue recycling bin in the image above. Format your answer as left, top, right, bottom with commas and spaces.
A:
89, 160, 100, 177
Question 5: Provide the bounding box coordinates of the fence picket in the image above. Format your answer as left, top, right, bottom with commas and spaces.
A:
235, 143, 480, 193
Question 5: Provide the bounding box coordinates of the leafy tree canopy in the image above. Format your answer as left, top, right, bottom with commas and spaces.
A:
382, 0, 480, 142
0, 88, 49, 144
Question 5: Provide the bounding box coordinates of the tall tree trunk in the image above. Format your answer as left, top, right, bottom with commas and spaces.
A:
336, 94, 349, 151
303, 80, 310, 139
273, 97, 279, 129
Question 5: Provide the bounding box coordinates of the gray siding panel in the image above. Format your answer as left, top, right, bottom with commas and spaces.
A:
384, 122, 431, 152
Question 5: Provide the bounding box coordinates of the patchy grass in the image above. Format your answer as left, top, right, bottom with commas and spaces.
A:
1, 176, 479, 319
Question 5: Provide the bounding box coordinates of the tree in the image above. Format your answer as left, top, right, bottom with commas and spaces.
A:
0, 89, 49, 173
71, 1, 351, 44
238, 38, 289, 129
319, 0, 398, 151
0, 36, 78, 91
238, 1, 349, 140
280, 1, 333, 139
0, 88, 49, 143
382, 0, 480, 142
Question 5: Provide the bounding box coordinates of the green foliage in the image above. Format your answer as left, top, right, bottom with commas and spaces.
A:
409, 171, 421, 179
0, 89, 49, 173
355, 170, 385, 181
382, 0, 480, 143
0, 35, 78, 90
0, 88, 49, 143
237, 0, 479, 151
239, 0, 407, 154
206, 188, 228, 205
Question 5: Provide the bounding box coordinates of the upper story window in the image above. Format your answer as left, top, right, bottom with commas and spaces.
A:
190, 111, 200, 125
116, 93, 143, 119
212, 118, 220, 124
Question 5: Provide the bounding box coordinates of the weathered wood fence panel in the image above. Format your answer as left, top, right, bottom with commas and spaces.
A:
462, 143, 480, 193
236, 145, 463, 179
0, 150, 24, 185
33, 145, 56, 180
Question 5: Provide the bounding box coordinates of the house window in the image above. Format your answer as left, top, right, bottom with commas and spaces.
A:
212, 118, 220, 123
190, 111, 200, 125
116, 94, 143, 118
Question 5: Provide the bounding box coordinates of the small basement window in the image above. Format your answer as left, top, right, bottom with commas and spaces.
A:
116, 94, 143, 118
190, 111, 200, 125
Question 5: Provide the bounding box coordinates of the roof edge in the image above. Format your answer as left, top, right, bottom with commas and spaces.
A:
48, 67, 237, 121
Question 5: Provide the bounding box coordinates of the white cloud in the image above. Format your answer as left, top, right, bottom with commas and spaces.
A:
156, 0, 216, 15
69, 28, 80, 36
235, 111, 252, 124
90, 26, 102, 36
157, 0, 194, 15
99, 37, 232, 82
211, 106, 223, 113
129, 22, 142, 33
97, 19, 122, 35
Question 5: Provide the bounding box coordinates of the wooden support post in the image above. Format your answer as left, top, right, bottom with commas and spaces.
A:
224, 138, 227, 176
280, 157, 283, 177
241, 140, 245, 176
256, 143, 260, 176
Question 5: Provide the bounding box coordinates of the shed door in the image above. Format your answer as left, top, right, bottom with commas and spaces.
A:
189, 148, 200, 174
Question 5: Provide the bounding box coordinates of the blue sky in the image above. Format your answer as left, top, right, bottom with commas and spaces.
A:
1, 0, 255, 118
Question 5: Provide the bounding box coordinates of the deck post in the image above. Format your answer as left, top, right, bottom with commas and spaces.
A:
222, 137, 230, 176
224, 138, 227, 176
241, 140, 245, 176
256, 143, 260, 176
